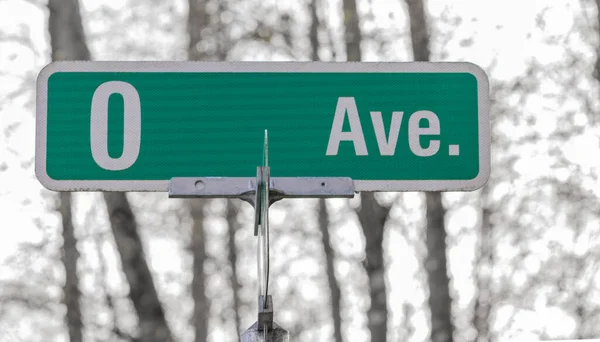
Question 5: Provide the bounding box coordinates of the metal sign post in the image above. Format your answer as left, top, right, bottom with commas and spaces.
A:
169, 131, 355, 341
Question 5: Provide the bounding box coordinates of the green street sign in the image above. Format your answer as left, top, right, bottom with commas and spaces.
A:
35, 62, 490, 192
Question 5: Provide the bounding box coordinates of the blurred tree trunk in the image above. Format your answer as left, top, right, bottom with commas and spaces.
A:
226, 199, 242, 336
216, 10, 239, 334
187, 1, 211, 341
585, 2, 600, 336
342, 0, 362, 63
342, 0, 390, 340
48, 1, 172, 340
404, 1, 454, 342
356, 193, 390, 342
103, 193, 173, 341
311, 0, 343, 340
424, 193, 452, 342
188, 199, 209, 342
48, 0, 90, 61
594, 0, 600, 88
318, 199, 343, 342
47, 0, 90, 340
405, 0, 430, 62
188, 0, 210, 61
215, 1, 229, 61
472, 187, 493, 342
59, 193, 82, 342
309, 0, 320, 62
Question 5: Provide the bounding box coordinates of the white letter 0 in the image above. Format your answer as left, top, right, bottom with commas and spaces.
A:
408, 110, 440, 157
90, 81, 141, 171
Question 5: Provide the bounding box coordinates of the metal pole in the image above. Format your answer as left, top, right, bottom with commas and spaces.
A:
168, 130, 355, 341
240, 132, 289, 341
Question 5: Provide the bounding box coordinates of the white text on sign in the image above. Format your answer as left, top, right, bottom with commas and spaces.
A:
90, 81, 141, 171
325, 97, 459, 157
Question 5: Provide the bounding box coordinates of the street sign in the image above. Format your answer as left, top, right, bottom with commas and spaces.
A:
36, 61, 490, 192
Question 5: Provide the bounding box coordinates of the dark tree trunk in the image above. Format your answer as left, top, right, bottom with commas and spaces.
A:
103, 192, 173, 342
318, 199, 343, 342
188, 0, 210, 62
48, 1, 173, 340
594, 0, 600, 89
425, 192, 453, 342
311, 1, 343, 340
404, 1, 454, 341
47, 1, 90, 340
226, 199, 242, 336
309, 0, 320, 62
59, 193, 82, 342
188, 199, 209, 342
587, 2, 600, 335
187, 1, 212, 340
342, 0, 390, 340
472, 188, 493, 342
405, 0, 430, 62
215, 1, 229, 61
48, 0, 90, 62
342, 0, 362, 62
356, 193, 390, 342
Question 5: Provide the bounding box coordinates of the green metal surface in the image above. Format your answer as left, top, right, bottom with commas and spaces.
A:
47, 74, 476, 175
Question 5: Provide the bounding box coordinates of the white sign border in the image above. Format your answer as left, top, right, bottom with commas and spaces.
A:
36, 61, 490, 192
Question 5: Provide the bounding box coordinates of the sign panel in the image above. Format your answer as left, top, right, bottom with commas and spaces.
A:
36, 62, 490, 192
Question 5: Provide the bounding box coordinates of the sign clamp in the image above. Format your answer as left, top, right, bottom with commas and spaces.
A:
168, 131, 355, 341
168, 176, 355, 203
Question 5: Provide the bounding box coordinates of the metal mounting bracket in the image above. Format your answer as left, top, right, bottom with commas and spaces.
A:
168, 176, 355, 206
